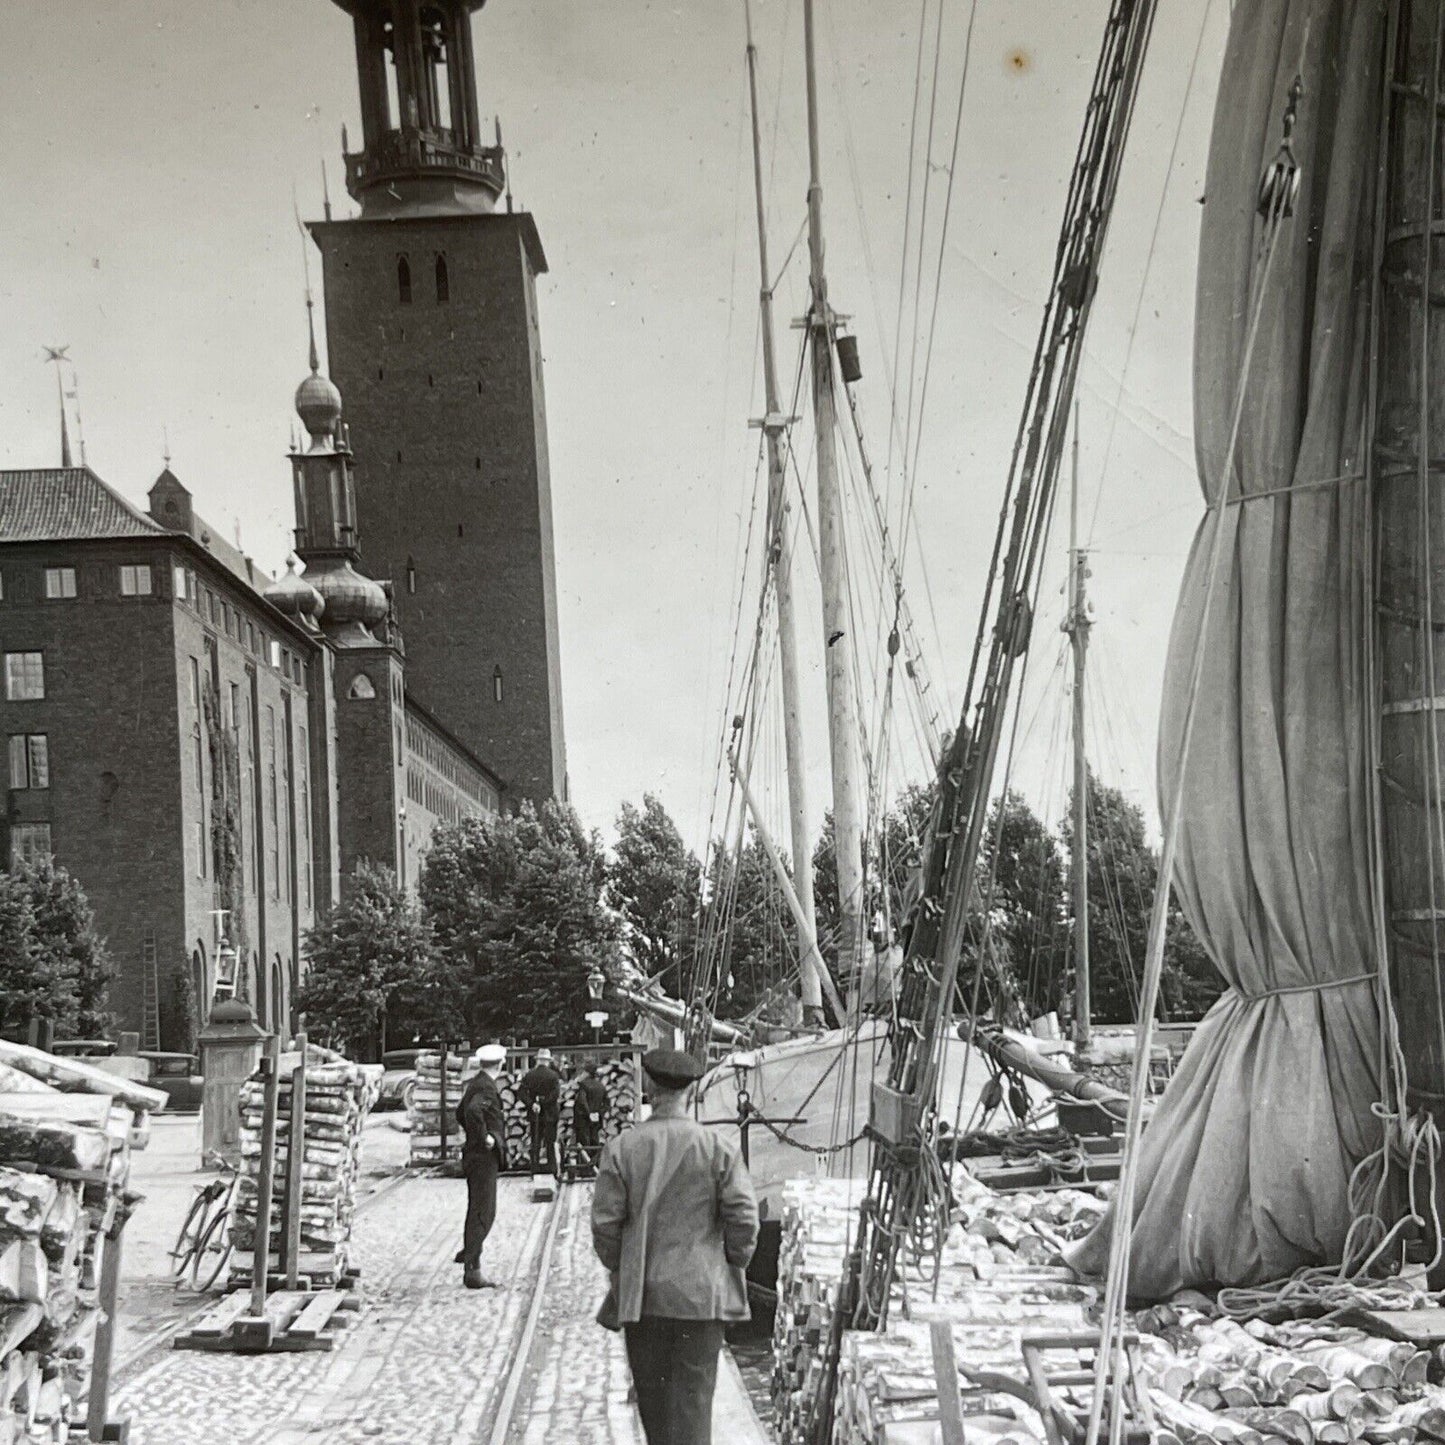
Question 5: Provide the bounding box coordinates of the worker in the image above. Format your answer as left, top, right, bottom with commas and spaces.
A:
519, 1047, 562, 1179
591, 1049, 759, 1445
572, 1060, 609, 1176
456, 1042, 507, 1290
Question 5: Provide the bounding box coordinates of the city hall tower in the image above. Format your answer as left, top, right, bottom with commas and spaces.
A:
311, 0, 566, 806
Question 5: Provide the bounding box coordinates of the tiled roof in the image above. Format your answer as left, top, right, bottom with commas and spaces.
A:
0, 468, 163, 543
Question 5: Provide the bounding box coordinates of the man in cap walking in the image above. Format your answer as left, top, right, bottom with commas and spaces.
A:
457, 1042, 508, 1289
519, 1048, 563, 1179
591, 1049, 758, 1444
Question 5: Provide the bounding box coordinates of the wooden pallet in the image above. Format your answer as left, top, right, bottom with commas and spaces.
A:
173, 1285, 361, 1354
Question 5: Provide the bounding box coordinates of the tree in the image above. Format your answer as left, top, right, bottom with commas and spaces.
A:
607, 795, 701, 995
698, 832, 797, 1024
299, 861, 430, 1060
1060, 770, 1221, 1027
420, 800, 622, 1042
16, 858, 112, 1038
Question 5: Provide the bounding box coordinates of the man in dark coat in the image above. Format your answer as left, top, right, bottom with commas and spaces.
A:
592, 1049, 758, 1444
518, 1048, 563, 1178
457, 1042, 507, 1289
572, 1061, 610, 1175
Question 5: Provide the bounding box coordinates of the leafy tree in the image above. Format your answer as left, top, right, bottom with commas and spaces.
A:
700, 833, 797, 1023
1060, 770, 1221, 1027
607, 795, 701, 995
977, 791, 1069, 1021
16, 858, 113, 1039
420, 801, 622, 1042
299, 861, 430, 1060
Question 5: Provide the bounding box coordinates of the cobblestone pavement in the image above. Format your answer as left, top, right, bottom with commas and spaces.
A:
504, 1182, 644, 1445
114, 1170, 549, 1444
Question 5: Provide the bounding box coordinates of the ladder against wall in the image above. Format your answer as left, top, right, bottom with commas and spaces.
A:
141, 933, 160, 1053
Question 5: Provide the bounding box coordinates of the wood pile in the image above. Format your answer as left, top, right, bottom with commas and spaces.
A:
408, 1055, 638, 1170
1132, 1304, 1445, 1444
234, 1046, 381, 1288
0, 1042, 162, 1442
407, 1052, 475, 1166
778, 1167, 1445, 1445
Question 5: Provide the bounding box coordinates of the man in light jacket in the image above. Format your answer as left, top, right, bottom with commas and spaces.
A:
591, 1048, 758, 1445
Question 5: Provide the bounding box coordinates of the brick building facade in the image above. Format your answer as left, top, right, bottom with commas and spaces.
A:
0, 342, 503, 1048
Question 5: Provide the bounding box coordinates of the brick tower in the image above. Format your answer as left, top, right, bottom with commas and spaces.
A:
310, 0, 566, 807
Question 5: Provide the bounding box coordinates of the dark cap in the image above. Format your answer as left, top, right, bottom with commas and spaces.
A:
642, 1049, 704, 1087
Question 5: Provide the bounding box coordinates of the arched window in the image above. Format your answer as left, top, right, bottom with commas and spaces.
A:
493, 666, 504, 703
435, 253, 449, 304
406, 556, 417, 594
348, 674, 376, 701
397, 255, 412, 306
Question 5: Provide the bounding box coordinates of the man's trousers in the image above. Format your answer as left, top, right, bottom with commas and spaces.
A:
462, 1149, 499, 1269
622, 1317, 724, 1445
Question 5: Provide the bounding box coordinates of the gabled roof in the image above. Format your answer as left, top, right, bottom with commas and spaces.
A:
0, 468, 163, 543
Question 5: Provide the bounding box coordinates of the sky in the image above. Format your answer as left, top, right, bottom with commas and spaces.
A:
1, 0, 1231, 854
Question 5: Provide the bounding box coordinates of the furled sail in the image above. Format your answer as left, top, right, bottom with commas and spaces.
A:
1071, 0, 1387, 1297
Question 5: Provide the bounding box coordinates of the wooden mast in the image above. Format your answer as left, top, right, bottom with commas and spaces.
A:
1066, 404, 1092, 1055
803, 0, 869, 995
1374, 0, 1445, 1246
744, 0, 827, 1024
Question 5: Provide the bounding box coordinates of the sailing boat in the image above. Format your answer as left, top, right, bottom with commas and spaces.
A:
635, 0, 1061, 1219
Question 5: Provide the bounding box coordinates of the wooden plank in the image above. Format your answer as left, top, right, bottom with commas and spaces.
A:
286, 1290, 344, 1341
283, 1034, 307, 1290
249, 1038, 281, 1318
928, 1322, 967, 1445
86, 1206, 126, 1444
1356, 1306, 1445, 1344
0, 1042, 165, 1113
262, 1290, 309, 1330
186, 1292, 252, 1340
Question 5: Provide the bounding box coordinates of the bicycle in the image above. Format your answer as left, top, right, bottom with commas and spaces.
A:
170, 1151, 239, 1292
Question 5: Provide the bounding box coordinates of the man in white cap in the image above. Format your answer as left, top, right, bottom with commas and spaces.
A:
456, 1043, 507, 1288
518, 1047, 563, 1180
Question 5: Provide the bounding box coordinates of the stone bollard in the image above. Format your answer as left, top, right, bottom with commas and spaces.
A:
199, 997, 268, 1167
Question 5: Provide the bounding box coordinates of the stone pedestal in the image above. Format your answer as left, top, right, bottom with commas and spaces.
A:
198, 997, 267, 1167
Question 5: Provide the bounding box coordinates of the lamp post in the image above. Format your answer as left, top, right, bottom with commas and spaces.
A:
585, 965, 608, 1049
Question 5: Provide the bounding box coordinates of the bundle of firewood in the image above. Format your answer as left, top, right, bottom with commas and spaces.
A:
496, 1058, 638, 1170
407, 1052, 476, 1166
0, 1042, 162, 1442
234, 1046, 380, 1287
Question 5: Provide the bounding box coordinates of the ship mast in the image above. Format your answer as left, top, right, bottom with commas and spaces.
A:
744, 0, 827, 1025
1065, 404, 1092, 1055
803, 0, 869, 995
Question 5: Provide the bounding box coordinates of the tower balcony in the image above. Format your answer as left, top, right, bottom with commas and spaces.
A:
345, 128, 506, 216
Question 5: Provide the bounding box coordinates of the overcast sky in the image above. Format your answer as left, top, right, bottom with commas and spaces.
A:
1, 0, 1229, 853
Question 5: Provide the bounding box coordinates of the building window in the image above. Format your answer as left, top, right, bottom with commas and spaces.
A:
4, 654, 44, 702
120, 564, 152, 596
398, 255, 412, 305
8, 735, 48, 790
172, 563, 186, 601
188, 656, 200, 712
347, 674, 375, 701
207, 591, 219, 626
0, 571, 6, 599
10, 823, 51, 867
229, 682, 240, 732
493, 666, 504, 704
267, 706, 280, 899
196, 819, 207, 879
435, 253, 449, 303
406, 557, 416, 594
44, 568, 77, 600
269, 639, 282, 671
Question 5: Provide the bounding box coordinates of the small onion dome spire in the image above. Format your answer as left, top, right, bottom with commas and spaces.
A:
295, 296, 342, 449
264, 555, 325, 623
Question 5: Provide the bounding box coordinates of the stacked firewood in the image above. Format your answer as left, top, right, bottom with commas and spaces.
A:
1135, 1305, 1445, 1444
0, 1043, 161, 1443
771, 1178, 859, 1445
407, 1052, 476, 1166
234, 1046, 381, 1286
409, 1055, 638, 1171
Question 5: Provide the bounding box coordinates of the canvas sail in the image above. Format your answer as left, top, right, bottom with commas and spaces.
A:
1071, 0, 1387, 1297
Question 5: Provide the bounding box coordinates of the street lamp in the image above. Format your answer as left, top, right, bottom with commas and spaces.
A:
585, 964, 608, 1047
216, 936, 239, 998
